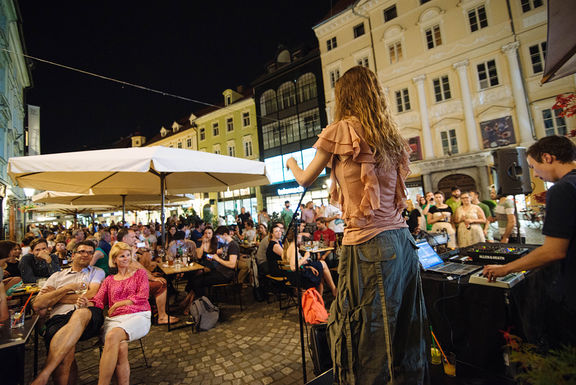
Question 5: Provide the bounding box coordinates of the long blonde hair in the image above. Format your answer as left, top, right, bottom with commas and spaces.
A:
334, 66, 409, 171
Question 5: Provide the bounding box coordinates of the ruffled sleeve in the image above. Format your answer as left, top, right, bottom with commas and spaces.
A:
313, 118, 381, 220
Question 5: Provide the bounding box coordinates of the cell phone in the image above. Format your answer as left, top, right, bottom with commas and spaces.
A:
136, 242, 146, 248
206, 254, 214, 259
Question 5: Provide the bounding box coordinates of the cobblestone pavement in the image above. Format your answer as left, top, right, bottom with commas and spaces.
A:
21, 225, 544, 384
24, 292, 316, 385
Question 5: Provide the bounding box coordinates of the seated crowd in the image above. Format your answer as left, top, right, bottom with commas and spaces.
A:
0, 209, 343, 384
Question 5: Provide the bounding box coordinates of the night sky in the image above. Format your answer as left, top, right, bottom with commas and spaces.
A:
19, 2, 333, 154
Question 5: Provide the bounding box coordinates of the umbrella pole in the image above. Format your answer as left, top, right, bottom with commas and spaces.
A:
121, 195, 126, 225
160, 173, 166, 247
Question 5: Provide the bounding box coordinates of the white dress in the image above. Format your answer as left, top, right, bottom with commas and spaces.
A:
456, 207, 486, 248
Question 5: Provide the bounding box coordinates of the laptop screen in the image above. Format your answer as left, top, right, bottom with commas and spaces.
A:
416, 241, 444, 269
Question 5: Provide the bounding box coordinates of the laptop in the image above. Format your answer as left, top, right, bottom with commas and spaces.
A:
416, 240, 482, 276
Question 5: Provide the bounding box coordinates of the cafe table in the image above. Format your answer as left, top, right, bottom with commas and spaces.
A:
0, 314, 39, 385
158, 262, 204, 331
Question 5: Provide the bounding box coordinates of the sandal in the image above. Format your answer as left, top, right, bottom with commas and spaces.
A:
158, 316, 180, 325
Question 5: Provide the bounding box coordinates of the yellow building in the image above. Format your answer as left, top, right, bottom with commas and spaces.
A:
141, 115, 198, 150
313, 0, 575, 201
140, 88, 260, 224
194, 88, 261, 224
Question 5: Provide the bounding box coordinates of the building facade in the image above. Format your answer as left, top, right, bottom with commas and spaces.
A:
313, 0, 575, 201
0, 0, 31, 240
194, 88, 260, 224
252, 45, 329, 217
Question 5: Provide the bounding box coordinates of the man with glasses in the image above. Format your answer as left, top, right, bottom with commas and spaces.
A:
31, 241, 105, 385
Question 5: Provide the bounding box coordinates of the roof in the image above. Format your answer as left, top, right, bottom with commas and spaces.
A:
314, 0, 358, 28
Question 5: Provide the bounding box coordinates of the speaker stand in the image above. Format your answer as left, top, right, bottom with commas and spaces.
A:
512, 195, 524, 244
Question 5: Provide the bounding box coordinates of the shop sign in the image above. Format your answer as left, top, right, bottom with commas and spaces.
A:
277, 186, 304, 195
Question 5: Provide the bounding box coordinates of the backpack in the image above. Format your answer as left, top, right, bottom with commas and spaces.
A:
302, 288, 329, 324
189, 296, 219, 331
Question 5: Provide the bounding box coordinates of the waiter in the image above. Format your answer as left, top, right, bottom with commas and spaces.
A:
483, 135, 576, 347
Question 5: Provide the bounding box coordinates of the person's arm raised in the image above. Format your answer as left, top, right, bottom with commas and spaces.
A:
286, 148, 331, 188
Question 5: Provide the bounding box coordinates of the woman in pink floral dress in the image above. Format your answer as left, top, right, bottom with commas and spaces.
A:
77, 242, 150, 385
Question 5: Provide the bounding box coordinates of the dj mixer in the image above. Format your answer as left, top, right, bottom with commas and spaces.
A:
460, 243, 532, 264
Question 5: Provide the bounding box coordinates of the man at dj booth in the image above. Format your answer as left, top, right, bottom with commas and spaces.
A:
483, 135, 576, 347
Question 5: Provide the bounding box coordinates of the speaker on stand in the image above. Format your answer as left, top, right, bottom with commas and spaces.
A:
492, 147, 533, 244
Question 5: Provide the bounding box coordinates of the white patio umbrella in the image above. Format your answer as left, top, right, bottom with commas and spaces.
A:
27, 203, 115, 225
32, 191, 192, 222
8, 146, 270, 242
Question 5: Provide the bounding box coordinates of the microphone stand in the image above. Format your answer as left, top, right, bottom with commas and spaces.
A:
282, 186, 309, 383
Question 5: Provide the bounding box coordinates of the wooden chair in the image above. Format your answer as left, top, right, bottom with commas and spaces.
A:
208, 267, 243, 312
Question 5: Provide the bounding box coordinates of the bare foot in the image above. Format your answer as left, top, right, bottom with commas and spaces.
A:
30, 372, 50, 385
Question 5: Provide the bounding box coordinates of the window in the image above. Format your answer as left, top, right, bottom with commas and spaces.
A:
299, 109, 321, 139
279, 116, 300, 145
383, 5, 397, 22
468, 5, 488, 32
278, 82, 296, 109
425, 25, 442, 49
186, 138, 192, 148
357, 56, 369, 67
433, 75, 451, 102
212, 122, 219, 136
227, 142, 236, 157
395, 88, 411, 113
225, 95, 231, 106
529, 42, 547, 74
260, 90, 277, 115
542, 108, 567, 136
329, 68, 340, 88
213, 144, 221, 155
226, 117, 234, 132
177, 141, 182, 149
297, 73, 317, 103
477, 60, 499, 89
262, 122, 280, 150
441, 129, 459, 155
242, 112, 250, 127
420, 0, 431, 4
388, 41, 403, 64
353, 23, 365, 38
521, 0, 543, 13
243, 136, 253, 157
326, 37, 337, 51
199, 127, 205, 141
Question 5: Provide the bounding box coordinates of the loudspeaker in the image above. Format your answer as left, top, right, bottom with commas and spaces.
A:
493, 147, 533, 195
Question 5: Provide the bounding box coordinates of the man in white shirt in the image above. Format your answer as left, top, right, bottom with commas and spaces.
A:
31, 241, 105, 385
324, 203, 344, 244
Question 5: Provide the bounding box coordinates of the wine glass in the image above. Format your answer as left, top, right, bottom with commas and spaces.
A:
75, 278, 88, 295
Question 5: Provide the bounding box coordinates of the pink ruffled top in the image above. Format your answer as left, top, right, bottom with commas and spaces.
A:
314, 117, 408, 245
91, 268, 151, 317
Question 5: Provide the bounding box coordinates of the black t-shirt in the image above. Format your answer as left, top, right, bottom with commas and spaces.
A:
214, 240, 239, 280
541, 169, 576, 311
266, 240, 283, 276
407, 210, 421, 233
4, 261, 20, 277
238, 213, 251, 230
428, 205, 453, 215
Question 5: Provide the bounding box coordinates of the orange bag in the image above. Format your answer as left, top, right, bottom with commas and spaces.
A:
302, 287, 329, 324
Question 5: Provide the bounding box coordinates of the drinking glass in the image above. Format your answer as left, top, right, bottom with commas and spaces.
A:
9, 309, 25, 328
443, 352, 456, 377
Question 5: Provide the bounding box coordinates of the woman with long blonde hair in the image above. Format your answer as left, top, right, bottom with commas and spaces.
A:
287, 66, 427, 384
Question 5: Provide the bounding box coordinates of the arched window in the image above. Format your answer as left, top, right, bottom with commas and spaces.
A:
277, 82, 296, 110
260, 90, 277, 116
297, 73, 317, 103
